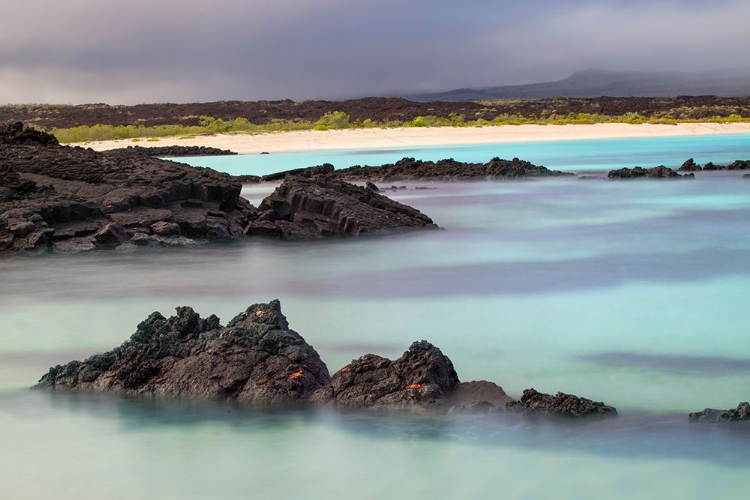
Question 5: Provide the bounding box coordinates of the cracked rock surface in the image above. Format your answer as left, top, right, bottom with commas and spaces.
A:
35, 300, 331, 405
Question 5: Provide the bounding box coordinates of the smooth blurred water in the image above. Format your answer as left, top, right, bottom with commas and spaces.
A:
2, 138, 750, 499
173, 133, 750, 176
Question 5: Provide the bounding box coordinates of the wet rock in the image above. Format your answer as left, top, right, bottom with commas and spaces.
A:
107, 145, 237, 157
607, 166, 682, 179
93, 222, 130, 247
678, 158, 702, 171
35, 300, 331, 405
365, 181, 379, 191
330, 157, 573, 181
506, 388, 617, 418
150, 221, 181, 236
250, 175, 438, 240
445, 380, 513, 413
311, 341, 459, 409
688, 402, 750, 423
0, 125, 253, 254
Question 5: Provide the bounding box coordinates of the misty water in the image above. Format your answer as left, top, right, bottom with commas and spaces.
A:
2, 135, 750, 498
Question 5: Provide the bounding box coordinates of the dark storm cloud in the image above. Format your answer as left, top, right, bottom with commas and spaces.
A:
1, 0, 748, 103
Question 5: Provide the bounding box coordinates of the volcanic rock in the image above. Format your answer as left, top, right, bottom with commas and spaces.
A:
505, 388, 617, 418
607, 166, 683, 179
311, 341, 459, 409
245, 174, 438, 239
0, 126, 256, 253
688, 402, 750, 423
35, 300, 331, 405
0, 121, 59, 146
107, 145, 237, 157
446, 381, 514, 414
330, 157, 573, 181
678, 158, 702, 171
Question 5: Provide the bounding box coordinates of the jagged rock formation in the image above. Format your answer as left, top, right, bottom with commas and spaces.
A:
35, 301, 624, 418
1, 124, 255, 253
107, 145, 237, 157
676, 158, 750, 172
245, 172, 438, 239
311, 341, 460, 409
607, 166, 686, 179
688, 402, 750, 423
2, 124, 441, 253
0, 121, 59, 146
506, 388, 618, 417
330, 157, 573, 181
35, 300, 331, 404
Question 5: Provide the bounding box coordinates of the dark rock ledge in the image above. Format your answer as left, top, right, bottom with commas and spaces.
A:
36, 300, 614, 419
1, 123, 437, 254
106, 145, 238, 157
689, 402, 750, 424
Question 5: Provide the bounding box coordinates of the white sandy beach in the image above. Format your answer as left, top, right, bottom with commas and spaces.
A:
84, 122, 750, 154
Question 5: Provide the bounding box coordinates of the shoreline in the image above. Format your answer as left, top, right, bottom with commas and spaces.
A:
82, 122, 750, 155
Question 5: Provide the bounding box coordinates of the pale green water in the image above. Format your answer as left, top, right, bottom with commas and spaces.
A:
2, 137, 750, 498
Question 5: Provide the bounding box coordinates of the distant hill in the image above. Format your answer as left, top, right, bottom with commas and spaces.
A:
412, 68, 750, 101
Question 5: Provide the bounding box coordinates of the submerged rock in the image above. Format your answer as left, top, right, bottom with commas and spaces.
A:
245, 174, 438, 239
311, 341, 459, 409
607, 166, 683, 179
35, 300, 331, 405
678, 158, 702, 171
688, 402, 750, 423
505, 388, 617, 418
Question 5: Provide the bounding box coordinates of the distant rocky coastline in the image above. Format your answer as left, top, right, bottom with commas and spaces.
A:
106, 145, 238, 157
36, 300, 616, 418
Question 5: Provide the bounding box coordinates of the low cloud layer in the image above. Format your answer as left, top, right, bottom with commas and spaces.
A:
1, 0, 748, 104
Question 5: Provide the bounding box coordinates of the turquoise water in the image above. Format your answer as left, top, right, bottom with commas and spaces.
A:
174, 133, 750, 176
2, 137, 750, 498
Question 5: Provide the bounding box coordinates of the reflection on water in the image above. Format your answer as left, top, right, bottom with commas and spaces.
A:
3, 161, 750, 497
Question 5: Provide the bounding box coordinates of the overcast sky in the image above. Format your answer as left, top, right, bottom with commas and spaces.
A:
1, 0, 748, 104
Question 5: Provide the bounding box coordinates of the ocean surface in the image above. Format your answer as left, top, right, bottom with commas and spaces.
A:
2, 134, 750, 499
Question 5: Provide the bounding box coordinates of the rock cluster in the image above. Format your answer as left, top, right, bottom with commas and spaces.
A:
330, 157, 573, 181
1, 124, 439, 253
107, 145, 237, 157
36, 301, 615, 419
607, 166, 686, 179
245, 172, 438, 239
311, 341, 459, 409
505, 388, 618, 417
677, 157, 750, 171
688, 402, 750, 423
1, 125, 255, 252
36, 300, 331, 405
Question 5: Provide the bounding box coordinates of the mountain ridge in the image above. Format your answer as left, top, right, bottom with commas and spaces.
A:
411, 68, 750, 101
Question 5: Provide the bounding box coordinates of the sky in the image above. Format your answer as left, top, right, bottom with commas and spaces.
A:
1, 0, 748, 104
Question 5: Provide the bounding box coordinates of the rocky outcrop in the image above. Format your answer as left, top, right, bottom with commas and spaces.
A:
678, 158, 702, 171
677, 158, 750, 172
35, 300, 331, 405
0, 121, 59, 146
688, 402, 750, 423
107, 145, 238, 157
607, 166, 685, 179
310, 341, 459, 409
505, 388, 617, 418
1, 125, 256, 253
245, 173, 438, 239
330, 157, 573, 181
